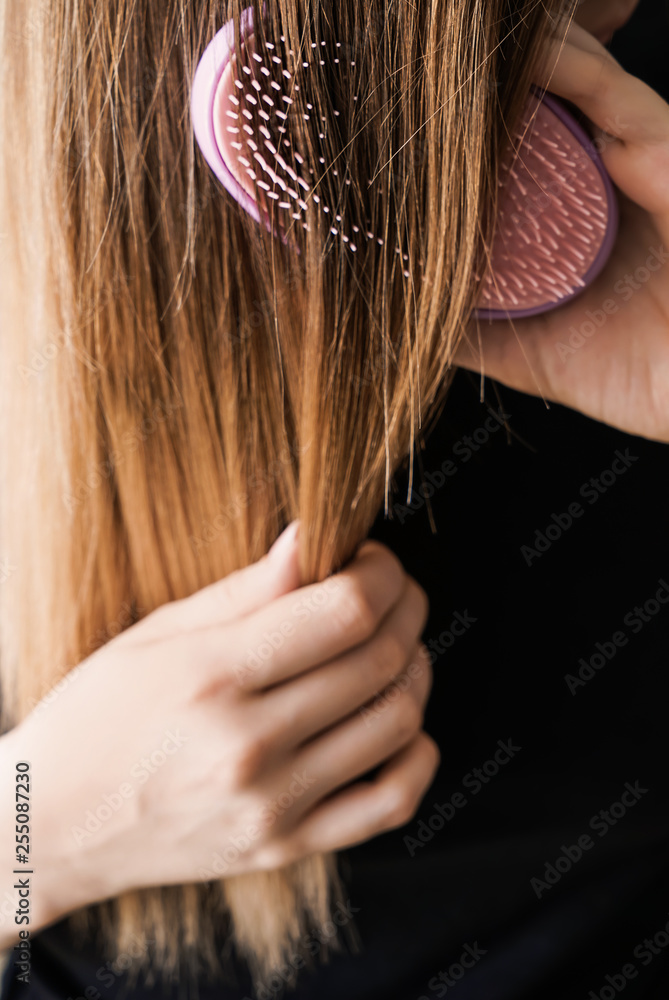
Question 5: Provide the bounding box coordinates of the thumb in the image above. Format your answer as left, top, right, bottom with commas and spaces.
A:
138, 521, 303, 637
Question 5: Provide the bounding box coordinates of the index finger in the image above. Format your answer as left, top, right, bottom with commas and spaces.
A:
214, 540, 410, 691
539, 19, 669, 146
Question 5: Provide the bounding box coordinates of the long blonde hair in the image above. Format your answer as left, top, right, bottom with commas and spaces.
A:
0, 0, 568, 988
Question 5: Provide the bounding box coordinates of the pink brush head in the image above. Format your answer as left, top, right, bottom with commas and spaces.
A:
474, 89, 619, 320
191, 7, 619, 319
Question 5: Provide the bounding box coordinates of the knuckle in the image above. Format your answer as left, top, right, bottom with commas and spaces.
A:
357, 541, 406, 597
376, 544, 406, 590
332, 577, 378, 639
393, 699, 422, 742
423, 732, 442, 773
255, 839, 295, 872
383, 786, 418, 830
230, 734, 270, 788
187, 642, 239, 704
417, 647, 434, 695
407, 578, 430, 628
359, 539, 402, 574
370, 630, 406, 683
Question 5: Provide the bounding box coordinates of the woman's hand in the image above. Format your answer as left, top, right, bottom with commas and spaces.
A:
572, 0, 642, 46
1, 524, 438, 938
456, 20, 669, 443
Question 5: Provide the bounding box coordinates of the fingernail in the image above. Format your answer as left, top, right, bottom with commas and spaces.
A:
268, 520, 300, 562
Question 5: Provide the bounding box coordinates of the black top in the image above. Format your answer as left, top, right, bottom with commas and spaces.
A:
3, 2, 669, 997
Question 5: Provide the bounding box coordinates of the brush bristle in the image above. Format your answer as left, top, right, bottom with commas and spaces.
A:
214, 30, 377, 256
475, 93, 610, 316
210, 23, 611, 311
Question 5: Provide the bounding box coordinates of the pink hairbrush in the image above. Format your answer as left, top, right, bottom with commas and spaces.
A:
191, 7, 619, 320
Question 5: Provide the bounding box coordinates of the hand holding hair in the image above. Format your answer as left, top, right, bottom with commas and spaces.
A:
0, 527, 437, 948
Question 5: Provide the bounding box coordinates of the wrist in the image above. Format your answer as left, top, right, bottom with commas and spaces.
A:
1, 721, 113, 938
